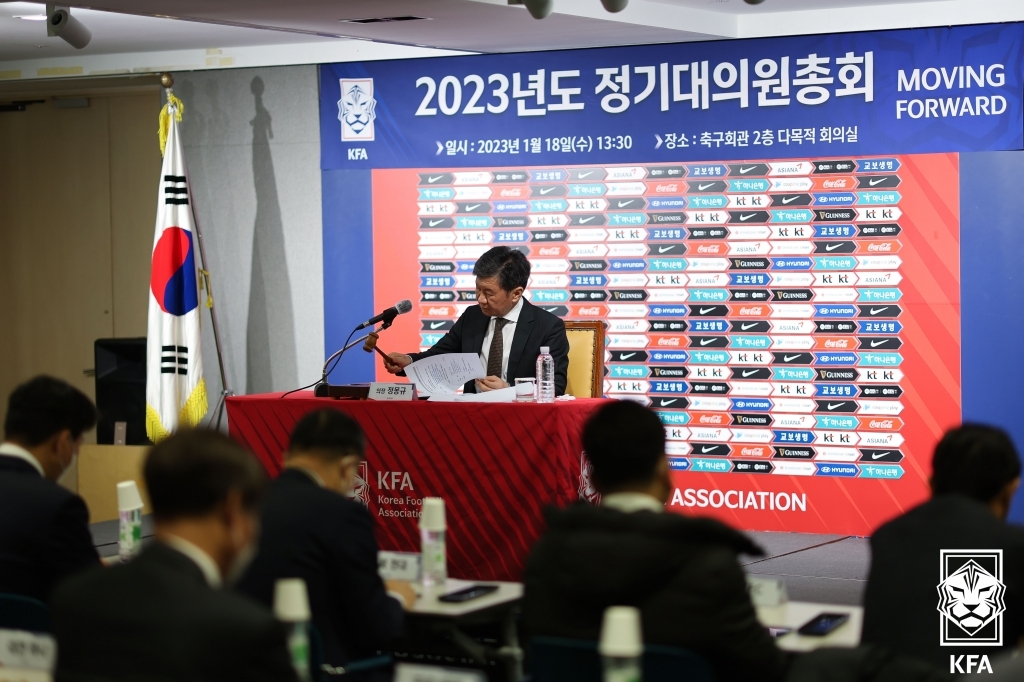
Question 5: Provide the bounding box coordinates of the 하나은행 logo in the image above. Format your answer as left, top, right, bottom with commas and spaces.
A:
338, 78, 377, 141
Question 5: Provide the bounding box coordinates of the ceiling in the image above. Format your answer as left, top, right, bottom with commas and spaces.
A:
0, 0, 1021, 64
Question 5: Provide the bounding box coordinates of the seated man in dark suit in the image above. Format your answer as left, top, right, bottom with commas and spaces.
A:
0, 375, 100, 602
523, 400, 789, 682
52, 430, 298, 682
383, 245, 570, 395
238, 410, 414, 672
863, 424, 1024, 672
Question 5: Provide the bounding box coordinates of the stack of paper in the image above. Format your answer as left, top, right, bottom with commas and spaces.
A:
404, 354, 516, 403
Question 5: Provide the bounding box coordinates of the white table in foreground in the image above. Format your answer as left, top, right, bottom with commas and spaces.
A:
408, 579, 523, 616
757, 601, 863, 652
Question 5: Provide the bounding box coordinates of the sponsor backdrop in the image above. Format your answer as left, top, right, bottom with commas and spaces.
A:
320, 23, 1024, 533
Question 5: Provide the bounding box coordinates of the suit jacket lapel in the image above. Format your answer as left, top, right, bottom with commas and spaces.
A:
507, 299, 536, 381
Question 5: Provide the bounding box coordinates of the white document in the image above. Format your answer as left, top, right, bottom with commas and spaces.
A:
405, 353, 485, 395
427, 387, 517, 403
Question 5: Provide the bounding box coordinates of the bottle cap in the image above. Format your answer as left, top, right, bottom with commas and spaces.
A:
540, 346, 550, 354
116, 481, 144, 512
419, 497, 446, 531
598, 606, 643, 657
273, 578, 311, 622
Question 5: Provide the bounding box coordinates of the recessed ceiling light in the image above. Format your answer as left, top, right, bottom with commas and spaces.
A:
14, 14, 48, 21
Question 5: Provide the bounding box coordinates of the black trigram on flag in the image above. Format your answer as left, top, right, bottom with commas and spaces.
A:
164, 175, 188, 205
161, 345, 188, 375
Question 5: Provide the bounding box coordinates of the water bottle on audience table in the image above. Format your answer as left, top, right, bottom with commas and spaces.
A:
274, 578, 313, 682
420, 497, 447, 591
599, 606, 643, 682
116, 481, 144, 562
536, 346, 555, 404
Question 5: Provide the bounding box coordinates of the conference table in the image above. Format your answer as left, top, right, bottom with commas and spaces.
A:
226, 393, 607, 581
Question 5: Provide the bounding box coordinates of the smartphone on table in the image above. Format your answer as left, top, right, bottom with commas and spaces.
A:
438, 584, 499, 603
796, 612, 850, 636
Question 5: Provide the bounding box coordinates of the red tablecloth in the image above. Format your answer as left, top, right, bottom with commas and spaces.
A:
226, 393, 607, 581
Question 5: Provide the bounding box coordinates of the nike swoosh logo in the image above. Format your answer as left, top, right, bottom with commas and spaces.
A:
742, 369, 758, 377
871, 452, 891, 460
869, 178, 886, 186
825, 243, 843, 251
658, 246, 675, 253
782, 196, 799, 204
578, 171, 593, 178
784, 355, 800, 362
466, 204, 480, 211
740, 213, 756, 221
699, 307, 715, 314
620, 352, 636, 359
741, 323, 757, 330
700, 339, 715, 346
701, 446, 718, 453
740, 166, 757, 174
698, 183, 714, 190
540, 187, 556, 194
870, 340, 887, 347
430, 322, 445, 329
660, 399, 677, 406
428, 176, 443, 183
429, 219, 443, 226
827, 403, 844, 410
579, 216, 595, 224
869, 307, 889, 315
618, 200, 635, 207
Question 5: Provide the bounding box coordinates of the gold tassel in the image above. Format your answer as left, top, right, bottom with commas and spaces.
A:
146, 404, 171, 443
158, 91, 184, 157
145, 378, 209, 443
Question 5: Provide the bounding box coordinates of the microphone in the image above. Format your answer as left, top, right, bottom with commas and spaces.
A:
356, 300, 412, 330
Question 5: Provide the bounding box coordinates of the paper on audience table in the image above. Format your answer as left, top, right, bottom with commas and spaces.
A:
427, 387, 517, 403
406, 353, 485, 395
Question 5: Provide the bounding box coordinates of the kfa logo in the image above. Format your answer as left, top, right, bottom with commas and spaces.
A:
578, 453, 600, 504
937, 550, 1005, 648
348, 461, 370, 507
377, 470, 414, 491
338, 78, 376, 142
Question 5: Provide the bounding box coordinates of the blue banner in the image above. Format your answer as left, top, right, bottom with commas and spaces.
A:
320, 23, 1024, 168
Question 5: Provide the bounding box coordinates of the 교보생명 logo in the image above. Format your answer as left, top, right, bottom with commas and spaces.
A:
937, 549, 1005, 647
338, 78, 377, 142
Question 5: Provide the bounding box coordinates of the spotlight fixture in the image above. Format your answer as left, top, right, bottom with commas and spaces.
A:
601, 0, 629, 11
14, 14, 48, 21
744, 0, 766, 4
522, 0, 553, 19
46, 5, 92, 49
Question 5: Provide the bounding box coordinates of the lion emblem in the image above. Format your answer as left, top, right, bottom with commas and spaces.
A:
937, 559, 1006, 635
337, 80, 376, 141
348, 461, 370, 507
578, 452, 600, 504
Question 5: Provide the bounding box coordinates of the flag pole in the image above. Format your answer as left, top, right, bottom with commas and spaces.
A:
161, 73, 233, 429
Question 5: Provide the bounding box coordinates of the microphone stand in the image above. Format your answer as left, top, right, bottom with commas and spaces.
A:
312, 315, 397, 398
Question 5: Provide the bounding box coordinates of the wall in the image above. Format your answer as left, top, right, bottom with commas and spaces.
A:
0, 91, 160, 434
170, 65, 324, 410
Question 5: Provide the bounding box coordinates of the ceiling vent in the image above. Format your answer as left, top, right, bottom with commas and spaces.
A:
340, 16, 429, 24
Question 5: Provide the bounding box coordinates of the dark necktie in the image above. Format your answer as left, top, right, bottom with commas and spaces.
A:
486, 318, 509, 378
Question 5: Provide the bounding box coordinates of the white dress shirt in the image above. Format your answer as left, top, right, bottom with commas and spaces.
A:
163, 535, 223, 588
479, 297, 524, 382
0, 442, 45, 477
602, 492, 664, 514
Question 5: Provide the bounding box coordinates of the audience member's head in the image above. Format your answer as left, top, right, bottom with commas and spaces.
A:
145, 429, 266, 579
931, 424, 1021, 520
582, 400, 669, 502
4, 375, 97, 481
286, 409, 366, 495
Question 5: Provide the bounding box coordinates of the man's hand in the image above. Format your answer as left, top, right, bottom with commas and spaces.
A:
384, 579, 418, 609
383, 352, 413, 375
475, 376, 509, 392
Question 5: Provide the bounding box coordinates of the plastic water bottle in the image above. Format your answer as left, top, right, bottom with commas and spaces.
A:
599, 606, 643, 682
116, 481, 144, 562
420, 497, 447, 591
274, 578, 313, 682
536, 346, 555, 403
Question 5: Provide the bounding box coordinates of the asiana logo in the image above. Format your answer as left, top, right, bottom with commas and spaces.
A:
337, 78, 377, 142
937, 549, 1006, 646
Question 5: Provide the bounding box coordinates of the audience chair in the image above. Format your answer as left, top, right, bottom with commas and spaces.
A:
563, 321, 606, 398
528, 636, 713, 682
0, 593, 51, 633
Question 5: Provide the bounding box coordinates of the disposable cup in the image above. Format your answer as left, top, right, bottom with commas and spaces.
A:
598, 606, 643, 658
274, 578, 311, 622
116, 480, 144, 512
420, 497, 446, 531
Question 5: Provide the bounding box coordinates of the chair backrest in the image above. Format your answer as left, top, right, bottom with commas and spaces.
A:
564, 321, 606, 398
528, 637, 714, 682
0, 594, 51, 633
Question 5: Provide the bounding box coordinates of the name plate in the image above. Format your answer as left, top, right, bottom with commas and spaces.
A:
378, 551, 421, 581
0, 629, 56, 672
746, 575, 788, 607
395, 664, 485, 682
368, 383, 416, 401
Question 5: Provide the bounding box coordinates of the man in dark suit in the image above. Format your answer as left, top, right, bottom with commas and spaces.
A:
522, 401, 790, 682
0, 375, 100, 602
238, 410, 414, 670
52, 430, 298, 682
862, 424, 1024, 673
383, 246, 570, 395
